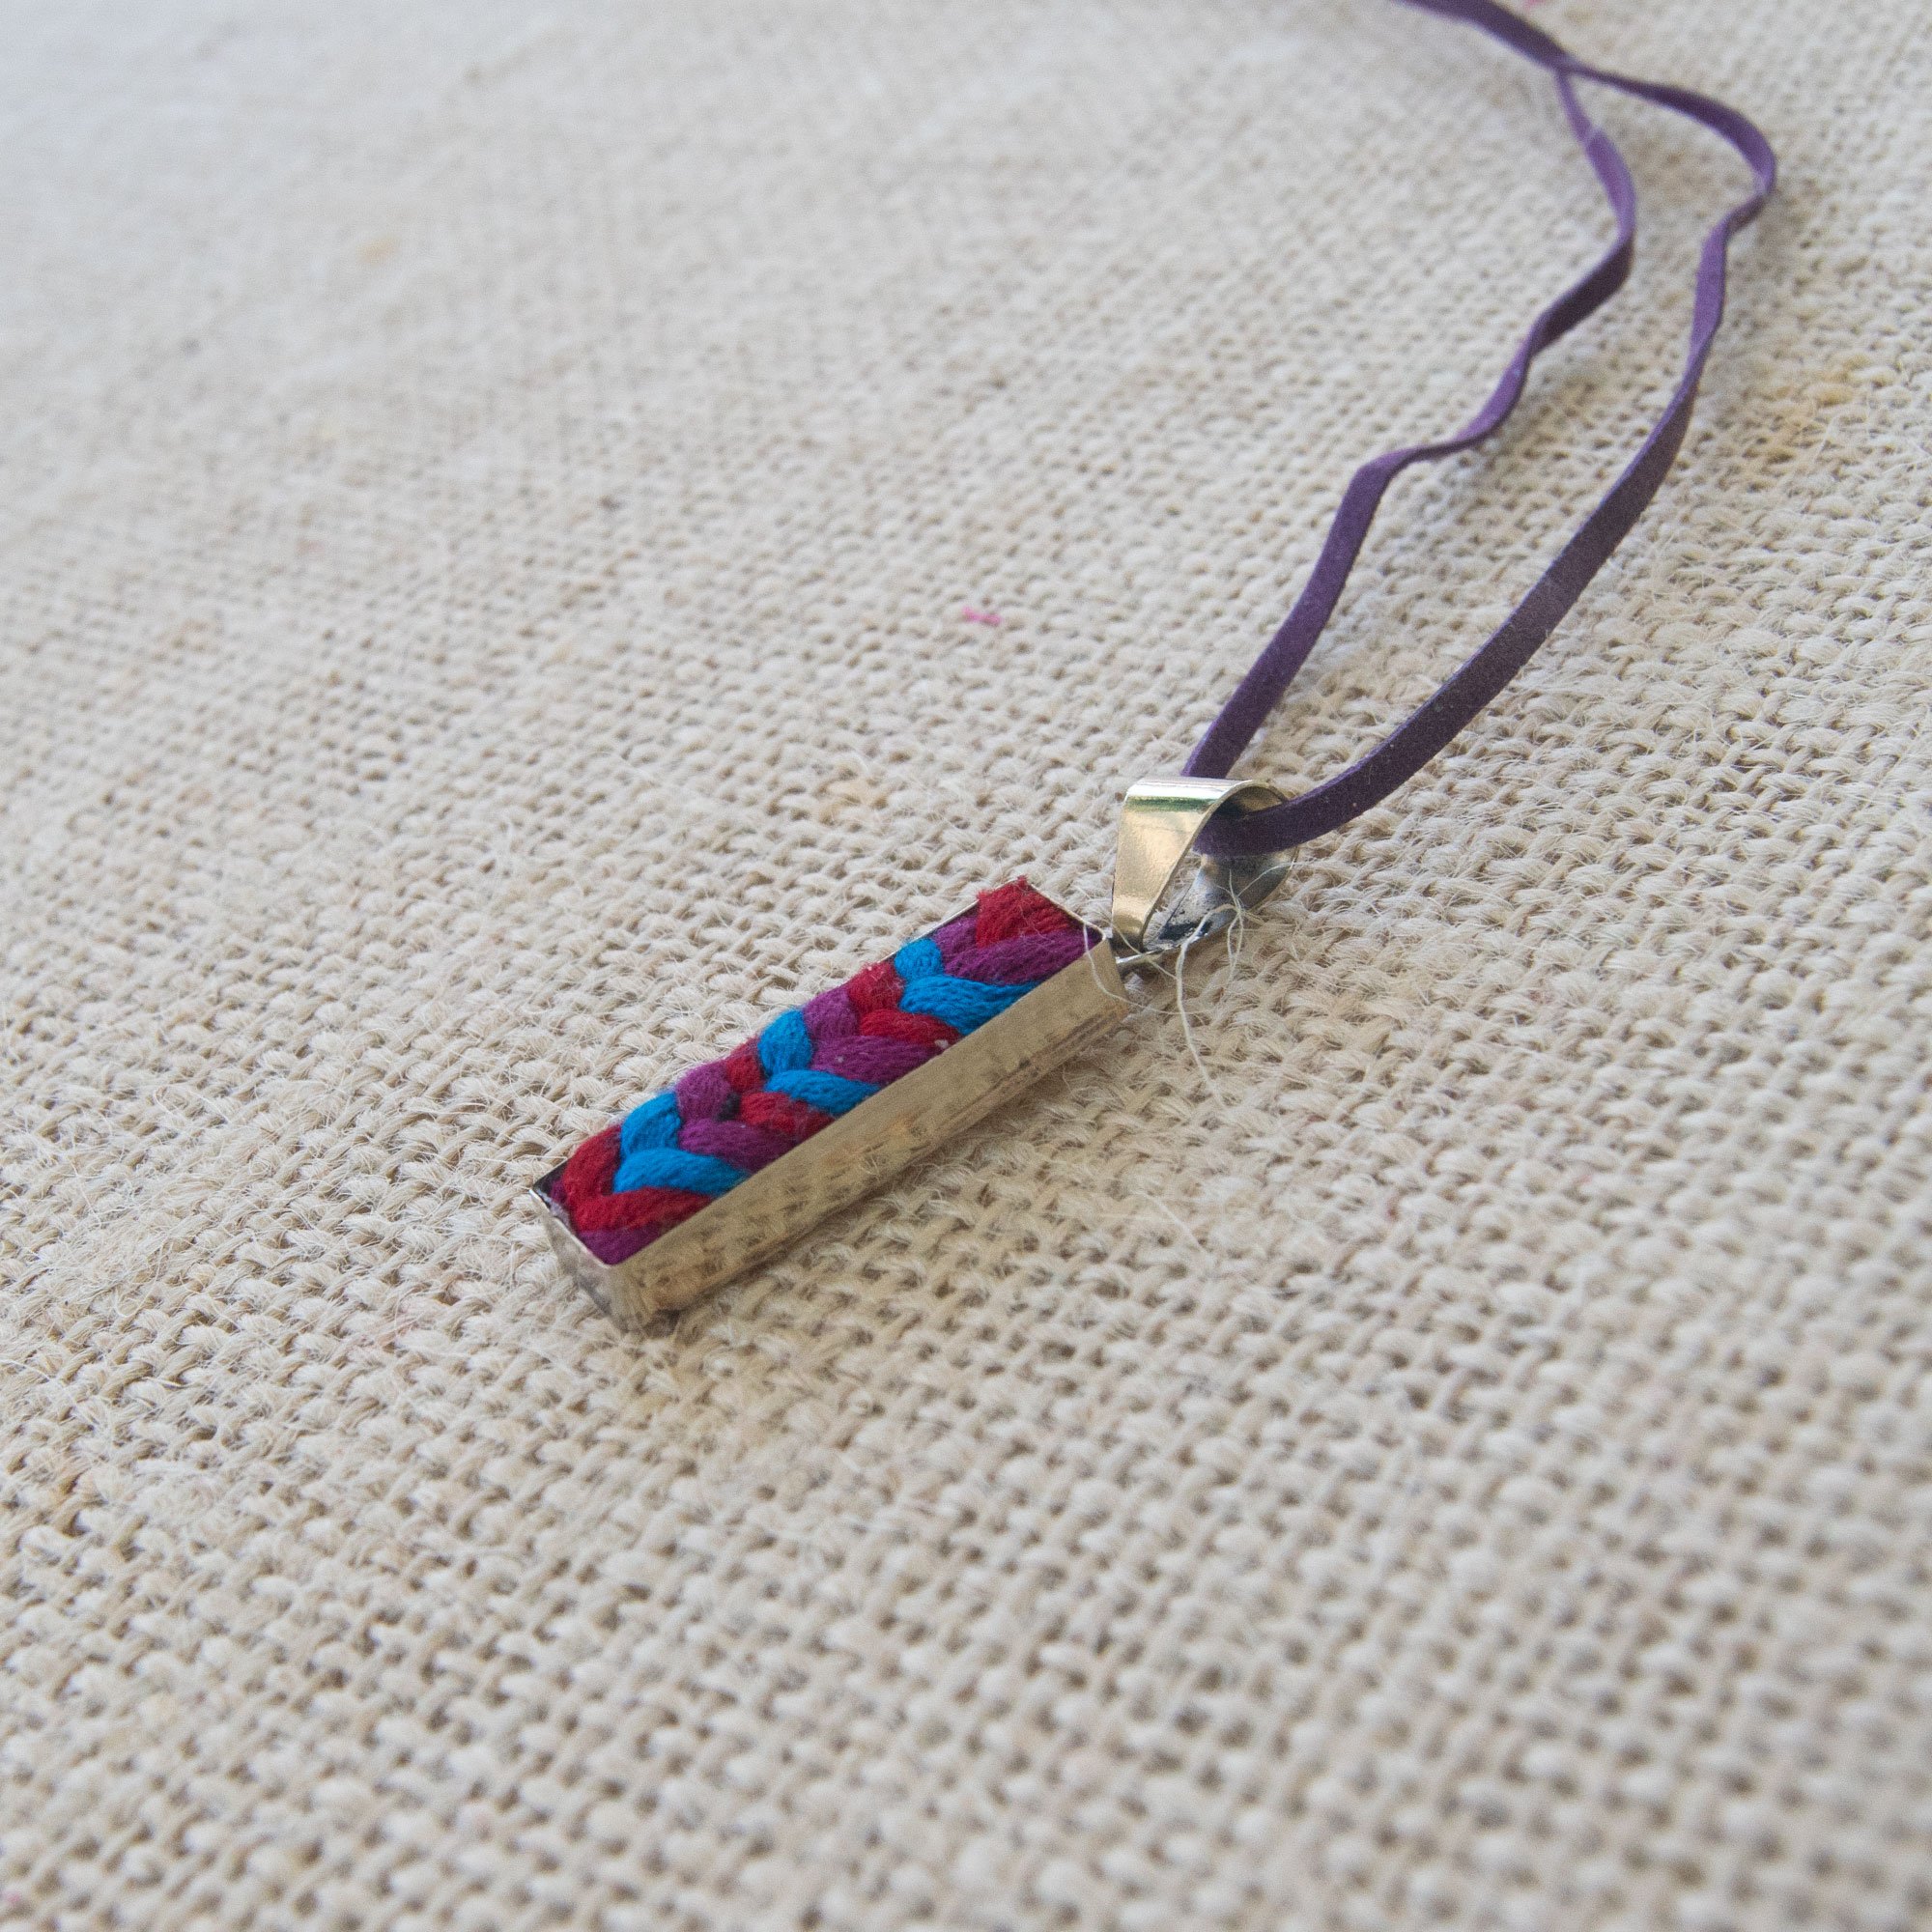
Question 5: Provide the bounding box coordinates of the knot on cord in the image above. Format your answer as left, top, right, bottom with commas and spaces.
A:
552, 880, 1097, 1264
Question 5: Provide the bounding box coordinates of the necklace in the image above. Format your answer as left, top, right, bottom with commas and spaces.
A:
531, 0, 1776, 1323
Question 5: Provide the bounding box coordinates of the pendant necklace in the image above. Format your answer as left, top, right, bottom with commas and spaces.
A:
530, 0, 1776, 1324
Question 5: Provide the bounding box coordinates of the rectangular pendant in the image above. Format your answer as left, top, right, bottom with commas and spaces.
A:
532, 879, 1127, 1323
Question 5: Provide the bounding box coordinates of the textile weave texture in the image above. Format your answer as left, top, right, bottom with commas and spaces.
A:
3, 3, 1929, 1929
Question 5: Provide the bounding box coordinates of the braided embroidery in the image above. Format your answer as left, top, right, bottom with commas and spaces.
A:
552, 880, 1098, 1264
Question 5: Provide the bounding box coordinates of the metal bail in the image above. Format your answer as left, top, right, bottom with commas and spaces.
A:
1110, 776, 1292, 962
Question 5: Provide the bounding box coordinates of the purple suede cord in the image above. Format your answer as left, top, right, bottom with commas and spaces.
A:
1190, 0, 1776, 860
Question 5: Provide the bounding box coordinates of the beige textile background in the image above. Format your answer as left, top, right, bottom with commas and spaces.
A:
4, 0, 1929, 1926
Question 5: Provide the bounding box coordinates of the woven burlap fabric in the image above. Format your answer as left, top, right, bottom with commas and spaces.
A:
4, 0, 1929, 1926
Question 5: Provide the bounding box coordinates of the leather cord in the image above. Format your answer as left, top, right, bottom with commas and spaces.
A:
1189, 0, 1776, 859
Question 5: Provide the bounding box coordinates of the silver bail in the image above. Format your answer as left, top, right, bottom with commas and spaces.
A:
1109, 777, 1292, 964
